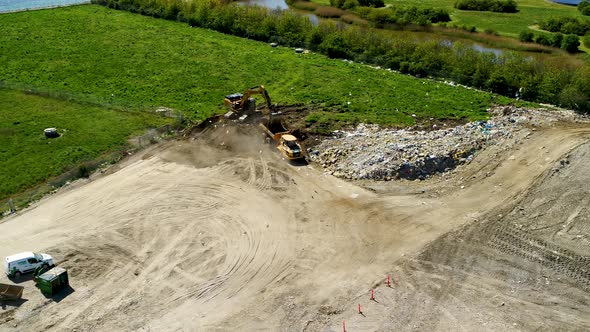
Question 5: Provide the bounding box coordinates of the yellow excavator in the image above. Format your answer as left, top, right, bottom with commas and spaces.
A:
223, 85, 304, 161
224, 85, 273, 119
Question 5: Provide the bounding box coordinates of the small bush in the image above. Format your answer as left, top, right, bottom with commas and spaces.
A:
342, 0, 360, 10
560, 85, 589, 111
534, 32, 553, 46
519, 29, 534, 42
315, 6, 346, 18
454, 0, 518, 13
561, 34, 580, 53
358, 0, 384, 7
78, 164, 90, 178
551, 33, 563, 48
332, 0, 382, 8
319, 33, 351, 58
462, 25, 477, 33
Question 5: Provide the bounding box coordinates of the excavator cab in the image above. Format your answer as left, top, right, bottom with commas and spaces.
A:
223, 85, 272, 120
224, 93, 256, 113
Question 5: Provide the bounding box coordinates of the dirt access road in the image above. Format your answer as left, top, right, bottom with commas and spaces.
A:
1, 123, 589, 331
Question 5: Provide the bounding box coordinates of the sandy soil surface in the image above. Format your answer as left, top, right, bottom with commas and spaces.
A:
1, 122, 589, 331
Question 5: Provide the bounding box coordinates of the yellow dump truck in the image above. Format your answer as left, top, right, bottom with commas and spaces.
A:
258, 121, 304, 161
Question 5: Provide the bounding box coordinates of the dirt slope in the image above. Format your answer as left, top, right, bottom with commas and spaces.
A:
1, 123, 589, 331
334, 137, 590, 331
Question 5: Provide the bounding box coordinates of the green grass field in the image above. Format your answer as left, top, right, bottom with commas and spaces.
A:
386, 0, 589, 37
0, 5, 519, 203
0, 5, 515, 125
0, 89, 170, 200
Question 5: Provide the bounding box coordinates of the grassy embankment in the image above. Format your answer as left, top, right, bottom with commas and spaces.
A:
0, 5, 517, 124
0, 5, 518, 205
384, 0, 587, 37
0, 88, 170, 203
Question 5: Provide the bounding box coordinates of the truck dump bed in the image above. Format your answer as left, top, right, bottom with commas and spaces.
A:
0, 283, 24, 301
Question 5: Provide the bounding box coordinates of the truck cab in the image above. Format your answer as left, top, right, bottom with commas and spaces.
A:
278, 134, 303, 160
5, 252, 54, 278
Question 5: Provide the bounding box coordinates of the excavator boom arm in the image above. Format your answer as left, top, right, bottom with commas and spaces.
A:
240, 85, 273, 110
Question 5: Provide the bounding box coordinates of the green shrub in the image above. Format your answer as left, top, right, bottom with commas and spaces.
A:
342, 0, 360, 9
358, 0, 384, 7
519, 29, 534, 42
579, 0, 590, 16
539, 17, 590, 36
454, 0, 518, 13
551, 33, 563, 48
319, 33, 351, 58
560, 85, 589, 111
534, 32, 552, 46
332, 0, 382, 8
561, 34, 580, 53
77, 164, 90, 178
583, 34, 590, 48
357, 6, 450, 28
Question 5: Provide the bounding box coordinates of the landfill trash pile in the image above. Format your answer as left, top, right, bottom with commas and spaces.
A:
308, 106, 584, 181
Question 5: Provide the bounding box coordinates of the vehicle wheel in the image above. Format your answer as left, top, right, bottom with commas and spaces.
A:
14, 271, 21, 277
42, 263, 49, 269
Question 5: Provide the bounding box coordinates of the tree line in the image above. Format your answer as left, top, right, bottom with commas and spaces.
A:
353, 6, 451, 28
539, 16, 590, 36
91, 0, 590, 113
519, 30, 580, 53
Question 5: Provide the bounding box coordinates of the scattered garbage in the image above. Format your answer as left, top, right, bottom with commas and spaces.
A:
308, 106, 584, 181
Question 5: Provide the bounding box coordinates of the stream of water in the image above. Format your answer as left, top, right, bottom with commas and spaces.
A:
0, 0, 89, 13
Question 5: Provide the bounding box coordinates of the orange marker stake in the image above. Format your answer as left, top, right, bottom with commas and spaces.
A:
370, 289, 375, 301
343, 320, 346, 332
358, 303, 362, 314
387, 274, 391, 287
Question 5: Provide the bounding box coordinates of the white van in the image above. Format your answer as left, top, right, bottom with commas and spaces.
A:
4, 252, 54, 278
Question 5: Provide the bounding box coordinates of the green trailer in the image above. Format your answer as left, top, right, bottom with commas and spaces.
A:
36, 267, 69, 296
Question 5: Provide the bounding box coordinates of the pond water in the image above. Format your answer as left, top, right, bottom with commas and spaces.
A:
240, 0, 289, 10
472, 44, 504, 56
0, 0, 89, 13
551, 0, 581, 5
239, 0, 320, 25
440, 39, 504, 56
